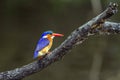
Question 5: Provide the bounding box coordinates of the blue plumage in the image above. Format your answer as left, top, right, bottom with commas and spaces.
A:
33, 38, 50, 59
33, 30, 63, 59
41, 31, 53, 38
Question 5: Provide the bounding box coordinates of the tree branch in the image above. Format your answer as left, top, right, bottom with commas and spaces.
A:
0, 2, 119, 80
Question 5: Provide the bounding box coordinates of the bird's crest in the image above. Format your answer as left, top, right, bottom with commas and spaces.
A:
41, 31, 53, 38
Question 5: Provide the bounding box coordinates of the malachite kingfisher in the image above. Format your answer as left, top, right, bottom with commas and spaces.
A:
33, 31, 64, 59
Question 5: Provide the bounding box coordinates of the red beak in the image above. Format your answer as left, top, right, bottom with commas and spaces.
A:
52, 33, 64, 37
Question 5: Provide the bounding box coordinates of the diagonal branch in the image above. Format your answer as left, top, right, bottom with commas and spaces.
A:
0, 2, 119, 80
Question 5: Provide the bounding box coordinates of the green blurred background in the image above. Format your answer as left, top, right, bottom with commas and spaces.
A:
0, 0, 120, 80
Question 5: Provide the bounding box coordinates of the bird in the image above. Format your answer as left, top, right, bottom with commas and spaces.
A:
33, 31, 63, 59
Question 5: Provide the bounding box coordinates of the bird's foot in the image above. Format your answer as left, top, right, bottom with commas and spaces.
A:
47, 51, 51, 54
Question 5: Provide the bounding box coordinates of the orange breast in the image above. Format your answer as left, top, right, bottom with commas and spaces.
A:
38, 35, 53, 56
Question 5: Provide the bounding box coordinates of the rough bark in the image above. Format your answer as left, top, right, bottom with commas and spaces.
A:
0, 2, 119, 80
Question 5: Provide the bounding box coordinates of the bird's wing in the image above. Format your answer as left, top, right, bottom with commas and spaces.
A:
33, 38, 50, 59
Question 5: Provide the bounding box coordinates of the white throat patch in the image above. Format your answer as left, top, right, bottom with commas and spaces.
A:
51, 36, 55, 39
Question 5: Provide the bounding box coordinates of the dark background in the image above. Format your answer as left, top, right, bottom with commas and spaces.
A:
0, 0, 120, 80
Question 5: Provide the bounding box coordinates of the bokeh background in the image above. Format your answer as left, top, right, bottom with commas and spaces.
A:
0, 0, 120, 80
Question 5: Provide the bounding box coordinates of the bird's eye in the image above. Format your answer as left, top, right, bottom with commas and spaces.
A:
50, 33, 52, 35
